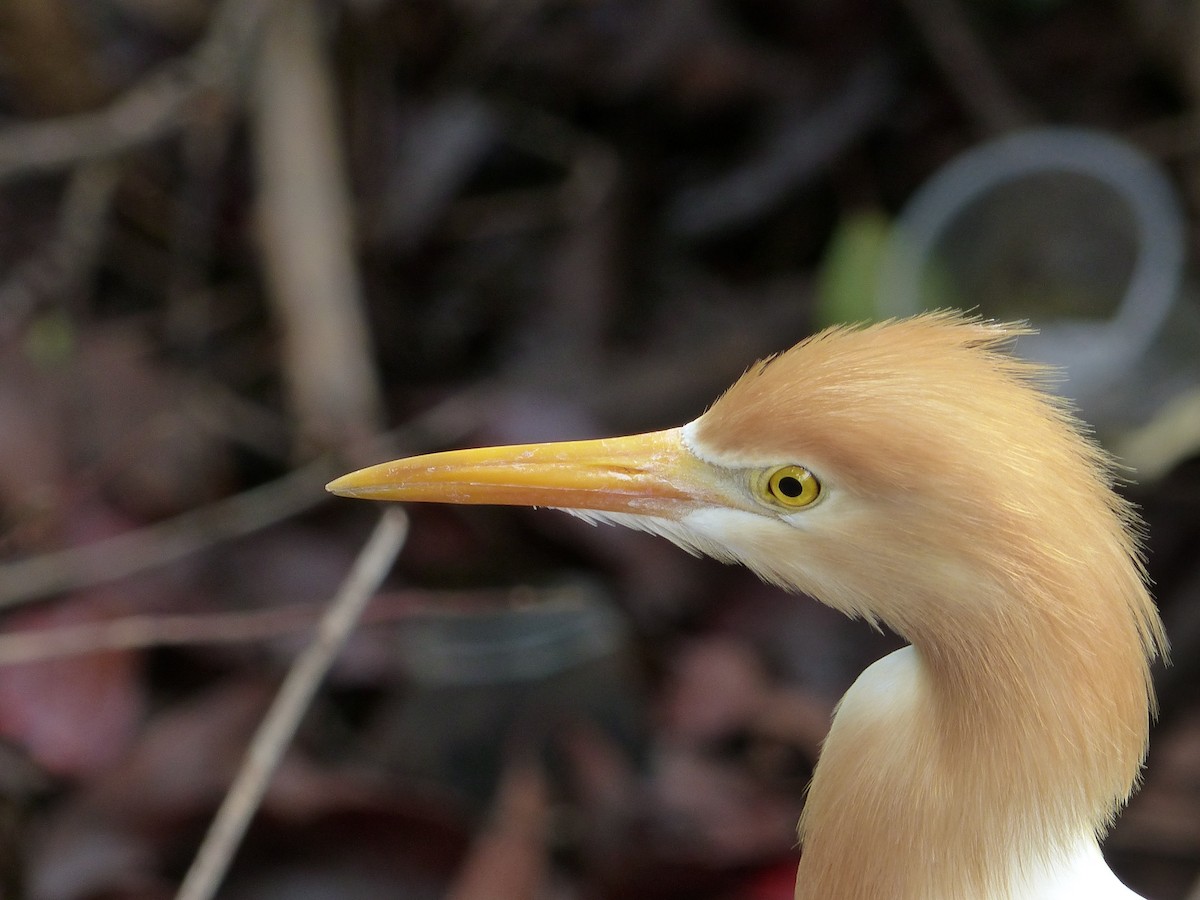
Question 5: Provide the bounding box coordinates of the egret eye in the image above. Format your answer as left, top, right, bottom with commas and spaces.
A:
765, 465, 821, 508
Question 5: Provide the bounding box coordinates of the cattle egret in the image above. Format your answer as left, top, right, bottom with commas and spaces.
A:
327, 313, 1166, 899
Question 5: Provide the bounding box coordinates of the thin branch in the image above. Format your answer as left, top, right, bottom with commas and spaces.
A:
0, 66, 198, 179
0, 158, 123, 335
0, 595, 376, 665
668, 55, 895, 237
0, 458, 335, 611
174, 508, 409, 900
0, 388, 487, 611
252, 0, 383, 451
0, 605, 326, 666
898, 0, 1034, 134
0, 0, 282, 183
0, 586, 520, 665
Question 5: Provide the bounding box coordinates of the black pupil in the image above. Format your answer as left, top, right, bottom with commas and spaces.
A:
777, 475, 804, 498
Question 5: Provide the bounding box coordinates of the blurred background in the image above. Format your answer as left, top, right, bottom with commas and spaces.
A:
1, 0, 1199, 897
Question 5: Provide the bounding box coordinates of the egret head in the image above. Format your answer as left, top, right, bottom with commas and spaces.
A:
329, 313, 1159, 655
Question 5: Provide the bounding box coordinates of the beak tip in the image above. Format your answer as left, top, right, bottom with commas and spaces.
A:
325, 474, 355, 496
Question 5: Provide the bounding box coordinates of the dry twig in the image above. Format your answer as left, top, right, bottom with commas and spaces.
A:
0, 388, 486, 611
0, 458, 336, 611
897, 0, 1034, 134
0, 159, 122, 333
0, 586, 525, 665
668, 55, 895, 237
0, 0, 282, 182
0, 594, 405, 666
251, 0, 383, 452
174, 507, 409, 900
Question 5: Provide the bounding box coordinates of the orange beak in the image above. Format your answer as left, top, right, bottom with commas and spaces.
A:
326, 427, 726, 519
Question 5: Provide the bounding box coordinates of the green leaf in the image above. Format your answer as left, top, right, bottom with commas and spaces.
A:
815, 211, 892, 326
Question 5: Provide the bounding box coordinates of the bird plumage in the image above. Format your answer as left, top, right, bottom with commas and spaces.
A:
327, 312, 1166, 899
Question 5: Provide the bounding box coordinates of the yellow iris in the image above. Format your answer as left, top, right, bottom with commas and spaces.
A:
765, 465, 821, 508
